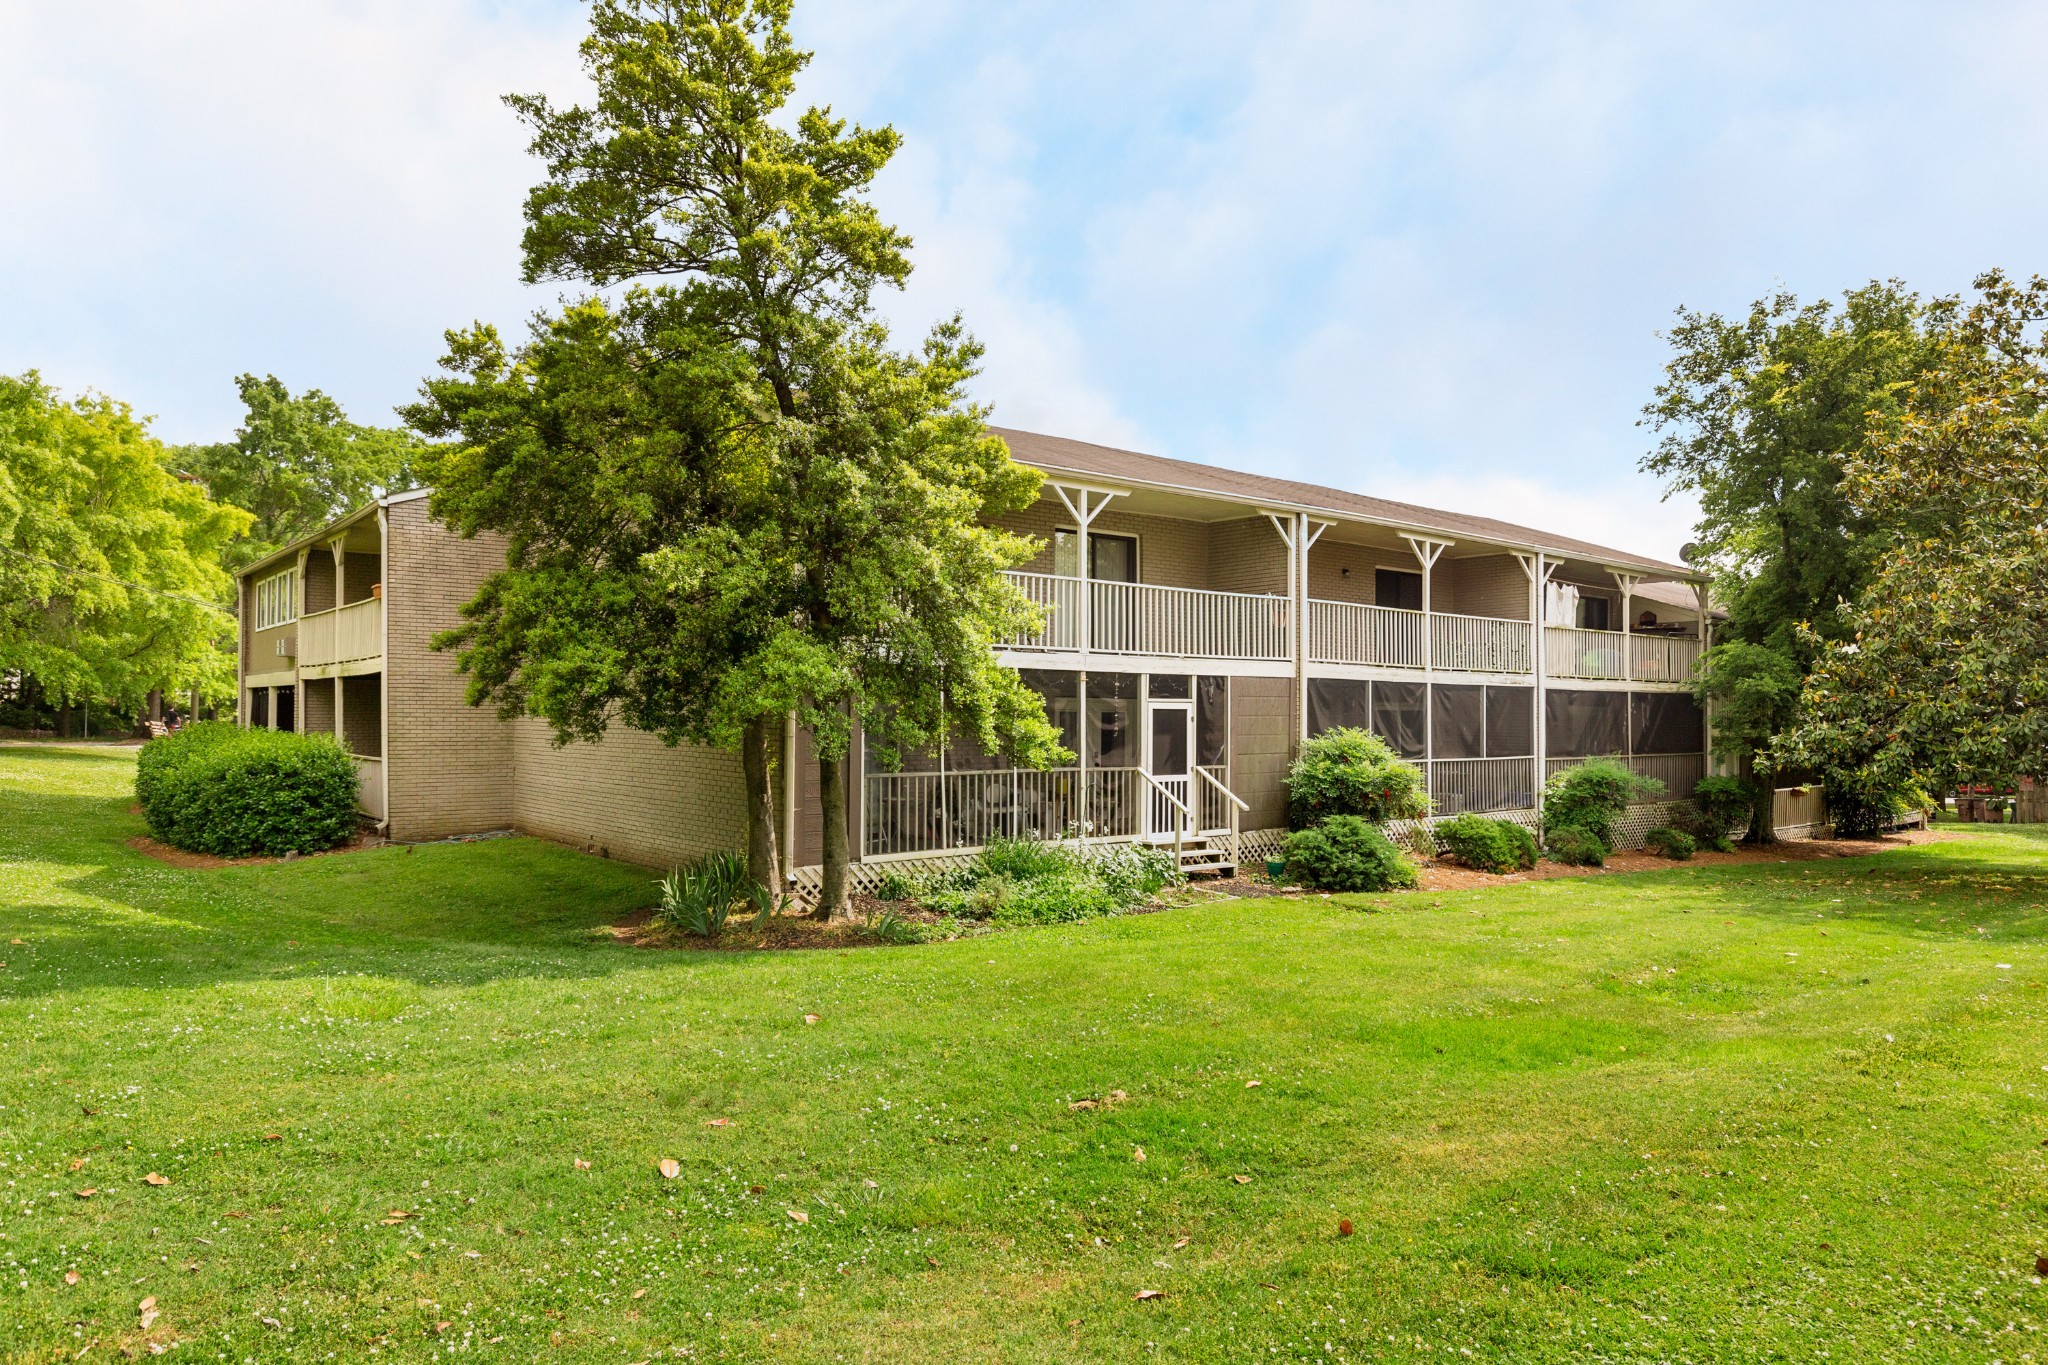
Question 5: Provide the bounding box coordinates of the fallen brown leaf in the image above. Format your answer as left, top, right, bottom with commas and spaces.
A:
1109, 1089, 1128, 1102
786, 1208, 809, 1224
1260, 1282, 1278, 1291
1133, 1289, 1164, 1301
69, 1157, 87, 1171
138, 1295, 160, 1330
1068, 1099, 1098, 1111
144, 1172, 170, 1187
658, 1159, 681, 1179
1232, 1174, 1253, 1184
75, 1188, 97, 1199
1171, 1236, 1190, 1250
380, 1209, 414, 1225
2038, 1254, 2048, 1277
632, 1287, 648, 1299
65, 1270, 80, 1285
748, 1184, 764, 1194
1245, 1079, 1261, 1088
573, 1158, 591, 1170
262, 1133, 282, 1142
432, 1320, 451, 1334
225, 1210, 247, 1219
1132, 1146, 1146, 1163
925, 1255, 939, 1268
803, 1014, 820, 1024
1338, 1219, 1354, 1237
704, 1117, 734, 1127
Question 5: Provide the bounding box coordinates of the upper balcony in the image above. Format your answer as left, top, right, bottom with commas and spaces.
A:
1544, 625, 1700, 683
298, 596, 384, 673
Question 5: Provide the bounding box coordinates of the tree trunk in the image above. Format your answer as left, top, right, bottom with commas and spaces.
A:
741, 714, 783, 902
1741, 751, 1777, 845
814, 752, 853, 920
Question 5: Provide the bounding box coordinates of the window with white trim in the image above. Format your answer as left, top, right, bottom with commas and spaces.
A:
254, 569, 297, 630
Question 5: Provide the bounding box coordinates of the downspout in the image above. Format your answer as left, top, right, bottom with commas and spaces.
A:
374, 505, 390, 835
784, 710, 798, 895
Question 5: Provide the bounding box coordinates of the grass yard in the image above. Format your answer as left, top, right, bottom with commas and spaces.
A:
3, 746, 2046, 1363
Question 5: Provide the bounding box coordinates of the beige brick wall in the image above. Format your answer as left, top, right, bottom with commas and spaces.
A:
384, 500, 515, 840
303, 554, 337, 615
341, 674, 382, 757
1305, 541, 1422, 607
1228, 675, 1294, 830
1450, 554, 1531, 620
993, 495, 1214, 589
1208, 518, 1289, 595
510, 718, 747, 870
341, 552, 380, 605
301, 676, 336, 734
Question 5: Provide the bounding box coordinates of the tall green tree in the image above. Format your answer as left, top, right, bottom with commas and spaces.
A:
418, 0, 1062, 914
1643, 282, 1949, 836
1780, 271, 2048, 811
178, 373, 424, 570
0, 373, 250, 715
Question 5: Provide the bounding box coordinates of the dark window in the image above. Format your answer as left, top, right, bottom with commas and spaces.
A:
1305, 678, 1372, 737
1053, 530, 1139, 583
1196, 676, 1228, 767
1545, 688, 1626, 757
1086, 672, 1141, 767
1375, 568, 1423, 611
273, 685, 296, 734
1484, 686, 1534, 758
1371, 680, 1428, 759
1576, 595, 1611, 630
1632, 692, 1704, 755
250, 688, 269, 728
1431, 685, 1486, 760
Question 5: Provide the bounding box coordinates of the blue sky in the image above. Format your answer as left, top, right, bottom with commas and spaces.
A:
4, 2, 2045, 560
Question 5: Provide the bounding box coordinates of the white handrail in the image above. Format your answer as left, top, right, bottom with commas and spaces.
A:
1139, 770, 1192, 819
1192, 765, 1249, 811
1192, 765, 1246, 871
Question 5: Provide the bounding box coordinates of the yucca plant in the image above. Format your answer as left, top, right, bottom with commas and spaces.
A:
657, 850, 751, 937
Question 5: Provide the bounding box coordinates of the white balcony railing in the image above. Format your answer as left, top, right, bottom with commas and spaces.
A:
862, 766, 1145, 859
299, 597, 383, 670
1430, 614, 1533, 674
1428, 757, 1539, 816
1630, 633, 1701, 683
999, 573, 1290, 661
1307, 600, 1425, 667
1544, 625, 1627, 679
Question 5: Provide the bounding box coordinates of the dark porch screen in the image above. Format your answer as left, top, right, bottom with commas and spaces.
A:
250, 689, 269, 728
1196, 675, 1228, 766
1484, 686, 1534, 757
1631, 692, 1704, 755
1087, 672, 1140, 768
1019, 668, 1080, 761
1306, 678, 1372, 737
1431, 685, 1486, 759
1371, 681, 1428, 759
1545, 688, 1626, 757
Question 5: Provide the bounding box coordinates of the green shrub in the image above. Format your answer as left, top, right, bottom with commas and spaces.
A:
657, 850, 754, 937
1434, 813, 1536, 874
1284, 728, 1430, 828
1646, 826, 1696, 860
1541, 758, 1660, 853
138, 724, 359, 857
1282, 816, 1418, 892
896, 838, 1177, 927
1545, 824, 1607, 867
1689, 775, 1751, 849
874, 868, 919, 901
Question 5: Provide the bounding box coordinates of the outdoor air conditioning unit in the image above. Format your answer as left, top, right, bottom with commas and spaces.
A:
276, 635, 296, 659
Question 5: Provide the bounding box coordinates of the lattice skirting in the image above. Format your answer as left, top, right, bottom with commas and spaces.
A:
791, 799, 1738, 898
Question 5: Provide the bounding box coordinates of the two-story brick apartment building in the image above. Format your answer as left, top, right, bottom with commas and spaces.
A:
236, 429, 1713, 884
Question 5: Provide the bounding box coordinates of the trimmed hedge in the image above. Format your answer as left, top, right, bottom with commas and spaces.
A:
1283, 816, 1418, 892
1284, 728, 1431, 828
137, 723, 360, 857
1434, 813, 1538, 874
1540, 758, 1661, 854
1646, 826, 1696, 860
1545, 824, 1607, 867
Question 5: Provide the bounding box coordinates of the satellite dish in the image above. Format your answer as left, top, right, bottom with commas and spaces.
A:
1679, 542, 1702, 565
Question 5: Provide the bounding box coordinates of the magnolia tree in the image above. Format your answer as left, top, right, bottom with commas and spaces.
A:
412, 0, 1065, 916
1779, 272, 2048, 825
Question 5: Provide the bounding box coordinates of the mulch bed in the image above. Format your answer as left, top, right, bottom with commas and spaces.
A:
609, 896, 958, 952
126, 832, 386, 871
1415, 827, 1954, 891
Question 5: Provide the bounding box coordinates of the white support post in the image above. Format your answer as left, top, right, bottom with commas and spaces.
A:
1694, 579, 1714, 774
1262, 512, 1302, 741
1517, 552, 1561, 804
1403, 536, 1452, 783
784, 711, 799, 888
1048, 483, 1124, 658
1299, 515, 1330, 744
1612, 571, 1641, 684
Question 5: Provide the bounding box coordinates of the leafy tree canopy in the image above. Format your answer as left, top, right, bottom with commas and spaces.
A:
178, 373, 424, 570
1780, 271, 2048, 793
0, 372, 250, 708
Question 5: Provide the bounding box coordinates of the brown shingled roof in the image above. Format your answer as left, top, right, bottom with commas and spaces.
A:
991, 427, 1697, 580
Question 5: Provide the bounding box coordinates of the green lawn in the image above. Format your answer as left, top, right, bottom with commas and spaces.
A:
3, 746, 2045, 1363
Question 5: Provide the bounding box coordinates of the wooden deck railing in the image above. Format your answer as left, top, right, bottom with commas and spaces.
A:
298, 598, 383, 669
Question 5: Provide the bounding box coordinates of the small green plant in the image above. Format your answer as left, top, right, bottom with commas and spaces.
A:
1542, 758, 1660, 853
873, 905, 927, 944
1434, 813, 1537, 874
1646, 826, 1696, 860
888, 838, 1177, 928
1689, 774, 1751, 849
136, 722, 359, 857
1284, 728, 1430, 828
1545, 824, 1607, 867
1282, 816, 1418, 892
658, 850, 750, 937
874, 868, 919, 901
